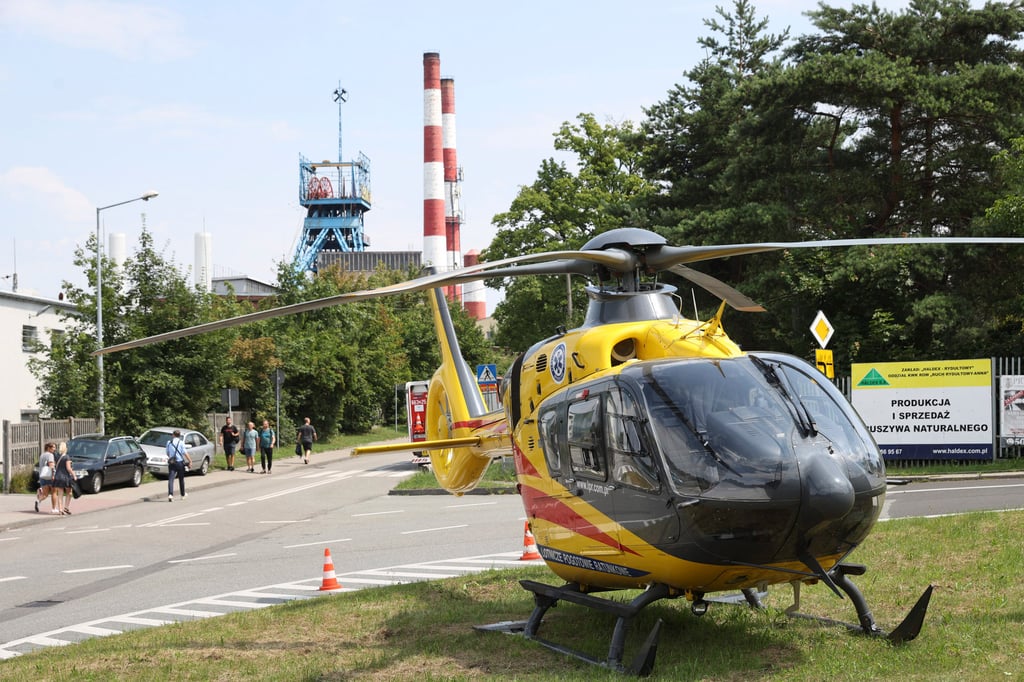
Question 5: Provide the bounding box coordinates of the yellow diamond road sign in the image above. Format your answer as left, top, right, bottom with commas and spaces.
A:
810, 310, 834, 349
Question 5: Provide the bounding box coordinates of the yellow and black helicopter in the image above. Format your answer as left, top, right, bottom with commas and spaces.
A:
99, 228, 1024, 675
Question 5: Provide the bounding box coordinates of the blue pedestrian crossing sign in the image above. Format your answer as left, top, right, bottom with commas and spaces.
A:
476, 364, 498, 385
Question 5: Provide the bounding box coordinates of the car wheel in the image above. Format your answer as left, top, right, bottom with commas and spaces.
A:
131, 464, 143, 487
198, 458, 210, 476
89, 473, 103, 494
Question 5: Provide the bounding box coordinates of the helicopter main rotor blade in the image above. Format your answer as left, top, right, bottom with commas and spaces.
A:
94, 248, 633, 356
646, 236, 1024, 270
668, 264, 766, 312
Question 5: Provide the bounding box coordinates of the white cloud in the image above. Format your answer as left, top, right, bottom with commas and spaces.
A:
0, 0, 195, 61
0, 166, 92, 223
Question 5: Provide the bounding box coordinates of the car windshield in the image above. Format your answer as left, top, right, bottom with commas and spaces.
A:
67, 439, 107, 460
140, 431, 173, 447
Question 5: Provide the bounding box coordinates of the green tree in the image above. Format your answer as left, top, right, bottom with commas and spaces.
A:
639, 0, 799, 351
774, 0, 1024, 365
31, 226, 234, 435
485, 113, 655, 352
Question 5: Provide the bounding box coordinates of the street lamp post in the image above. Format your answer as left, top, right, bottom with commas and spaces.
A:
96, 191, 159, 434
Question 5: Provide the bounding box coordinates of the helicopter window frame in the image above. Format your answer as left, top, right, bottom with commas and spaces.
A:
605, 384, 661, 492
537, 405, 563, 478
566, 394, 607, 480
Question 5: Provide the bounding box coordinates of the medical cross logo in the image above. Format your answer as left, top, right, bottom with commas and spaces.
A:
550, 343, 566, 384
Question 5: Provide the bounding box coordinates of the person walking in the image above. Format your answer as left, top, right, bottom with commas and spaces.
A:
258, 419, 276, 474
51, 442, 75, 516
296, 416, 317, 465
34, 442, 58, 514
219, 416, 240, 471
166, 429, 192, 501
242, 420, 258, 473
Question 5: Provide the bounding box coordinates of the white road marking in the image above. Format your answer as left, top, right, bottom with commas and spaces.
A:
352, 510, 404, 517
65, 528, 110, 534
445, 501, 497, 509
195, 598, 275, 609
257, 519, 310, 524
140, 512, 207, 528
248, 471, 363, 501
0, 536, 23, 542
887, 482, 1024, 494
168, 553, 238, 564
401, 524, 468, 535
0, 551, 536, 660
63, 564, 133, 574
283, 538, 352, 549
111, 616, 174, 626
68, 625, 121, 637
150, 606, 225, 617
0, 576, 27, 583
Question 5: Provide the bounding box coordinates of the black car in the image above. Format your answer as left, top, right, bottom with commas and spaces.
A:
67, 435, 147, 494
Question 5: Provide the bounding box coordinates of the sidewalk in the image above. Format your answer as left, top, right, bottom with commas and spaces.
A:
0, 445, 358, 532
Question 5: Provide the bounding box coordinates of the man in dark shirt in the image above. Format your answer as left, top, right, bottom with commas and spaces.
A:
219, 416, 240, 471
297, 416, 317, 465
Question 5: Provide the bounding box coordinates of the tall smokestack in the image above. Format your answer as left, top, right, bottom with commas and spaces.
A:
108, 232, 127, 271
442, 76, 462, 302
194, 232, 212, 293
462, 251, 486, 320
423, 52, 446, 271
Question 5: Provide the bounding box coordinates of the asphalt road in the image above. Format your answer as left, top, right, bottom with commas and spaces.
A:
881, 475, 1024, 519
2, 451, 1023, 660
0, 449, 531, 657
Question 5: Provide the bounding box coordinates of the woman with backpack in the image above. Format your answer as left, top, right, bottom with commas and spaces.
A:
258, 419, 276, 474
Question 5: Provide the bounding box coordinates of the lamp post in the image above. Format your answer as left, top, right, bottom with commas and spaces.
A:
96, 191, 158, 434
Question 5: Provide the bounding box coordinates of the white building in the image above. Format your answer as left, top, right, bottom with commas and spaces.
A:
0, 290, 76, 423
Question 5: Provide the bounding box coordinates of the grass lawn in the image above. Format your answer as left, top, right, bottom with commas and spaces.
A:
3, 510, 1024, 680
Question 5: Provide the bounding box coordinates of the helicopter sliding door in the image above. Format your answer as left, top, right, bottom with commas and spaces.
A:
557, 382, 678, 558
603, 383, 679, 547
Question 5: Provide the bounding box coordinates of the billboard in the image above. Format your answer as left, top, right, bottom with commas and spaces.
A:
1000, 375, 1024, 446
851, 359, 993, 460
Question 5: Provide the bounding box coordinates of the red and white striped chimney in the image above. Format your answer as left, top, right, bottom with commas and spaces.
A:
462, 250, 486, 320
423, 52, 446, 271
442, 76, 461, 302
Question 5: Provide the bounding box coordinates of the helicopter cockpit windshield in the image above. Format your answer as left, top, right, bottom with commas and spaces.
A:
627, 354, 883, 498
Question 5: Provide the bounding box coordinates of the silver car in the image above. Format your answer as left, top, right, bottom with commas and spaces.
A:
139, 427, 215, 477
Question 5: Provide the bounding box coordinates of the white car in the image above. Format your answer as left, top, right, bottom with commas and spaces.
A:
139, 427, 215, 477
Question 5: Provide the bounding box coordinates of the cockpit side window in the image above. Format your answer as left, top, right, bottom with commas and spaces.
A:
606, 386, 660, 491
538, 406, 562, 478
567, 395, 605, 479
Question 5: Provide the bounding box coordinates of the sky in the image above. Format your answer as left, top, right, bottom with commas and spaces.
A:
0, 0, 915, 315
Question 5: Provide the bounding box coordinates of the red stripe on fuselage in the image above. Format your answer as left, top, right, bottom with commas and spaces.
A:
520, 483, 641, 557
451, 418, 506, 431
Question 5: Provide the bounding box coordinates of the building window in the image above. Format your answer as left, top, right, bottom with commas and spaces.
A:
22, 325, 40, 352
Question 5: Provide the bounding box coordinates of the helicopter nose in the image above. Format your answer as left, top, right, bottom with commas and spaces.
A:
801, 452, 855, 528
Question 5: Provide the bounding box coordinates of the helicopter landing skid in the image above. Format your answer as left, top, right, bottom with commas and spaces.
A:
474, 580, 672, 677
785, 562, 933, 644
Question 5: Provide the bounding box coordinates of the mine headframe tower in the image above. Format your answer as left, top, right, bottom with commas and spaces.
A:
293, 84, 372, 272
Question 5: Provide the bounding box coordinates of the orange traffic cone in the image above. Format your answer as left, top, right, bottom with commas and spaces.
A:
519, 521, 541, 561
318, 548, 342, 591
